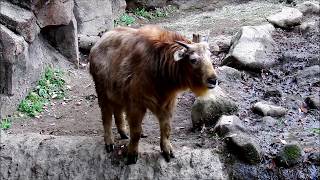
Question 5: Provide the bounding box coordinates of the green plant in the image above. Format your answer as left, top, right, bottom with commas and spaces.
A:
115, 13, 135, 26
18, 67, 66, 117
311, 128, 320, 134
134, 8, 154, 19
0, 118, 11, 130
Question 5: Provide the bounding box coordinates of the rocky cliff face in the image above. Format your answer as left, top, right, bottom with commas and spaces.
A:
0, 0, 126, 119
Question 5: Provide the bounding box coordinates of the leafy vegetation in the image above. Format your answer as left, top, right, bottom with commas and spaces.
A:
0, 118, 11, 130
114, 5, 177, 27
18, 67, 66, 117
311, 128, 320, 135
114, 13, 136, 26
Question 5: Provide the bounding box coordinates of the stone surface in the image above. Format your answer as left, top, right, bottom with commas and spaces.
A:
210, 35, 233, 53
276, 144, 303, 167
213, 115, 246, 137
191, 86, 238, 129
267, 7, 303, 28
0, 25, 29, 96
74, 0, 113, 36
296, 65, 320, 82
262, 116, 278, 127
112, 0, 127, 19
225, 132, 262, 164
127, 0, 167, 9
297, 20, 319, 33
216, 66, 242, 83
0, 133, 226, 180
78, 34, 100, 53
252, 102, 287, 117
308, 151, 320, 165
305, 94, 320, 110
42, 18, 79, 65
0, 1, 40, 42
6, 0, 34, 10
264, 88, 282, 98
297, 1, 320, 15
222, 24, 277, 71
34, 0, 74, 28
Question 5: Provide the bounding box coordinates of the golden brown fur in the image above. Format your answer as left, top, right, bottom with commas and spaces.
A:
89, 25, 217, 164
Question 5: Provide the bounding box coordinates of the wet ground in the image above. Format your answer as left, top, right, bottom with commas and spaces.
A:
4, 0, 319, 179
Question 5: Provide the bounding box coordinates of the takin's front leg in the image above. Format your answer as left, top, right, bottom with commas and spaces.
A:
126, 107, 146, 165
157, 113, 175, 162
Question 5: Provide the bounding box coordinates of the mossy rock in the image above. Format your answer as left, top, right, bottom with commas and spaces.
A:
276, 144, 303, 167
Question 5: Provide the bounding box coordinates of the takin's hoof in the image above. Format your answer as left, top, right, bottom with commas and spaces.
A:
126, 154, 138, 165
105, 144, 115, 153
119, 132, 129, 139
162, 150, 175, 162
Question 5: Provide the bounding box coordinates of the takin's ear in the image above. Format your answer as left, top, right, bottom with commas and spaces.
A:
173, 48, 186, 61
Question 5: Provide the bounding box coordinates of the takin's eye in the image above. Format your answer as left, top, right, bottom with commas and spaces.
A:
189, 58, 199, 65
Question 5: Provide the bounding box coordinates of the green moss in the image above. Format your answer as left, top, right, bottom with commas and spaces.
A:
277, 144, 302, 167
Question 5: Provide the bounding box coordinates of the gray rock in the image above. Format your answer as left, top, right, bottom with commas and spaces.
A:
308, 151, 320, 165
305, 94, 320, 110
297, 1, 320, 15
276, 144, 303, 167
296, 20, 319, 33
216, 66, 242, 83
210, 35, 233, 53
0, 133, 226, 180
127, 0, 167, 9
6, 0, 34, 10
191, 86, 238, 129
111, 0, 127, 19
34, 0, 75, 28
296, 65, 320, 81
264, 88, 282, 98
222, 24, 277, 71
267, 7, 303, 28
0, 24, 29, 96
262, 116, 278, 127
0, 1, 40, 42
78, 34, 100, 52
252, 102, 287, 117
74, 0, 113, 36
42, 18, 79, 65
213, 115, 246, 137
225, 132, 262, 164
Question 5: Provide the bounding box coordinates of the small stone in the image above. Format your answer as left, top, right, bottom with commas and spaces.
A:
225, 132, 262, 164
191, 86, 238, 130
213, 115, 246, 137
216, 66, 242, 83
262, 116, 278, 127
264, 88, 282, 98
276, 144, 303, 167
267, 7, 303, 28
252, 102, 287, 117
297, 20, 319, 33
78, 34, 100, 52
308, 151, 320, 165
297, 1, 320, 15
75, 102, 81, 106
305, 95, 320, 110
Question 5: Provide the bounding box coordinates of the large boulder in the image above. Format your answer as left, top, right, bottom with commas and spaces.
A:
297, 1, 320, 15
222, 24, 277, 71
33, 0, 75, 28
191, 86, 238, 129
74, 0, 113, 36
267, 7, 303, 28
0, 133, 226, 180
42, 18, 79, 65
112, 0, 127, 19
0, 1, 40, 42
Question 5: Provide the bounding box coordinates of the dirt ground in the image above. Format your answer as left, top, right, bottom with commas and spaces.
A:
5, 0, 319, 179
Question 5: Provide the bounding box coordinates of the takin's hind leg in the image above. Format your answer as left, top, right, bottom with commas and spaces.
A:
100, 104, 115, 153
113, 108, 128, 139
126, 106, 146, 165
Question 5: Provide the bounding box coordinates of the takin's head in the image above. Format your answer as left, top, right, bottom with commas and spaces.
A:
173, 40, 217, 96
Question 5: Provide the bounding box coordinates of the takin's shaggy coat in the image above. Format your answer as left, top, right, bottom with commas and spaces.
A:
89, 25, 217, 164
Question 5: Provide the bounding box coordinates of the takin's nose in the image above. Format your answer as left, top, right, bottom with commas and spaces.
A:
207, 77, 218, 89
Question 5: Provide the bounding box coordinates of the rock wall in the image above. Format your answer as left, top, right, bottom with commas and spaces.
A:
0, 0, 126, 119
0, 133, 226, 180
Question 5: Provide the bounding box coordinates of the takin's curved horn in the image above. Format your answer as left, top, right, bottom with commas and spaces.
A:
175, 41, 190, 49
